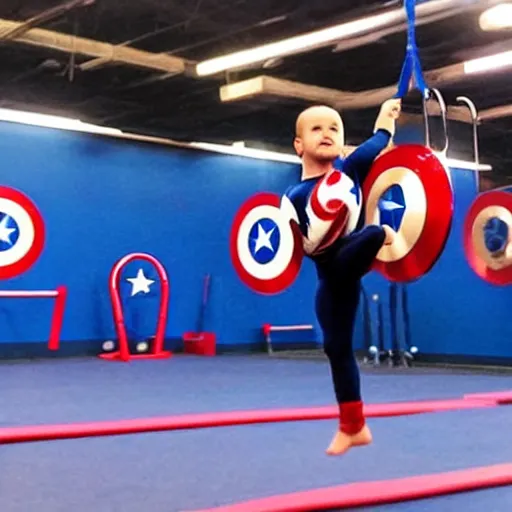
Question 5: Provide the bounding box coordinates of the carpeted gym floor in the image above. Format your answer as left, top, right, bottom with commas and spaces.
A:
0, 355, 511, 511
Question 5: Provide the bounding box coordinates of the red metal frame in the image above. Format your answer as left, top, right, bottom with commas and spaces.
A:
0, 286, 67, 351
100, 252, 171, 362
49, 286, 67, 350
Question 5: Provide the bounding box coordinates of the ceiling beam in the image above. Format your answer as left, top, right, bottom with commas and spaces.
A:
0, 0, 94, 41
220, 75, 395, 110
478, 104, 512, 121
0, 18, 187, 75
218, 57, 512, 123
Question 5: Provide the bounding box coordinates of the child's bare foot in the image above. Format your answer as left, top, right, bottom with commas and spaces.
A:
325, 425, 373, 456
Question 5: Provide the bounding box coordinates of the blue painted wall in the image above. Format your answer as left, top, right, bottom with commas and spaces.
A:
0, 121, 320, 353
0, 120, 510, 362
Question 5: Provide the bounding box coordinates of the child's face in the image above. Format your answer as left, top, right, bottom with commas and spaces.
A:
294, 106, 344, 162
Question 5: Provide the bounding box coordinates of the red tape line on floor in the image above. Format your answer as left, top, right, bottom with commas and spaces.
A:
464, 390, 512, 405
187, 463, 512, 512
0, 397, 498, 444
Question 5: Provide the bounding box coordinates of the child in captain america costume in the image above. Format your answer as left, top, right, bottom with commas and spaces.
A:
283, 99, 401, 456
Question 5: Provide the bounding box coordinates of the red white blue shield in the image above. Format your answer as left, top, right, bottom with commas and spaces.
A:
363, 144, 453, 282
463, 190, 512, 285
0, 186, 45, 279
230, 192, 304, 294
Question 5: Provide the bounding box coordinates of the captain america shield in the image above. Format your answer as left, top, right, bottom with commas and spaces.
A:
230, 192, 304, 294
363, 144, 453, 282
463, 190, 512, 285
0, 186, 45, 279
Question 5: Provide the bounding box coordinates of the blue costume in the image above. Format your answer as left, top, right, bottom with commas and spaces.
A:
284, 128, 391, 433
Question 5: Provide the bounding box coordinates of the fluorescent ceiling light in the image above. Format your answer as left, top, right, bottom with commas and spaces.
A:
479, 3, 512, 31
0, 108, 123, 136
196, 10, 402, 76
464, 50, 512, 74
195, 0, 483, 76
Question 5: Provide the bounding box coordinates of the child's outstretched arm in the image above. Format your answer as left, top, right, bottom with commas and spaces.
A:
343, 98, 401, 184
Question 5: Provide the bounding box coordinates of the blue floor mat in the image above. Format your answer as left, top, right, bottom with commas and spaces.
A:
0, 355, 510, 425
0, 355, 510, 511
1, 408, 511, 511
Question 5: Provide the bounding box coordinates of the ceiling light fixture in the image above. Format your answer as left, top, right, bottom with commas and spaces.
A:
195, 0, 484, 76
479, 3, 512, 31
464, 49, 512, 74
197, 10, 399, 76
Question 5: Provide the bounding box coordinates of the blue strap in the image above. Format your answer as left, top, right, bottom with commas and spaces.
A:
394, 0, 429, 99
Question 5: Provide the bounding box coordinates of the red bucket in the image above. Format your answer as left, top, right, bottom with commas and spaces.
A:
182, 331, 216, 356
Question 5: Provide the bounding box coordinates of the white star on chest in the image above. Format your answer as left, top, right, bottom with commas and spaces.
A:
126, 268, 155, 297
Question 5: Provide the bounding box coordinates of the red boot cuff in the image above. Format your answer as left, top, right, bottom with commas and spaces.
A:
338, 400, 365, 434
